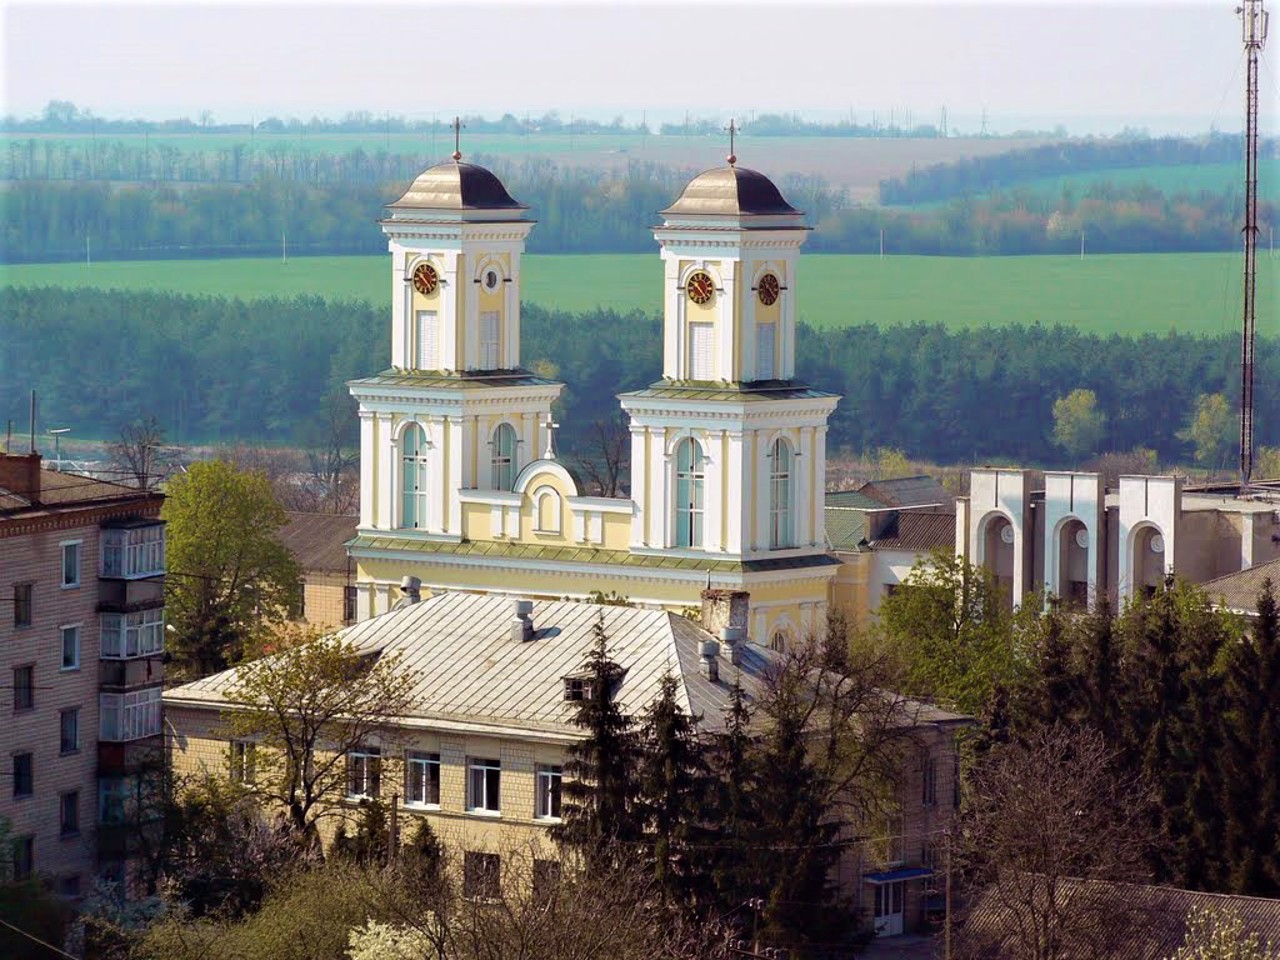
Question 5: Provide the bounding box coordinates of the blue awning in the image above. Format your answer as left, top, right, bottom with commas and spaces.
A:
863, 867, 933, 884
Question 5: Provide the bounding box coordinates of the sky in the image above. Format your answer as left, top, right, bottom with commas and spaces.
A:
1, 0, 1275, 136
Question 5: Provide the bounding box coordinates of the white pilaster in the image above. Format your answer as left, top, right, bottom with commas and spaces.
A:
717, 260, 737, 382
377, 414, 396, 530
359, 411, 376, 528
811, 426, 828, 547
439, 253, 460, 371
446, 416, 464, 534
630, 424, 649, 546
724, 431, 745, 553
795, 427, 814, 547
705, 431, 724, 553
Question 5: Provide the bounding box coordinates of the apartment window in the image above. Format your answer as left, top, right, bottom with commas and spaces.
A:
405, 751, 440, 807
13, 665, 34, 712
60, 625, 81, 671
60, 708, 79, 755
535, 765, 562, 820
479, 310, 501, 370
100, 609, 164, 659
347, 747, 381, 799
532, 858, 562, 903
343, 585, 358, 624
463, 851, 501, 900
13, 583, 32, 627
99, 688, 163, 742
57, 874, 82, 898
101, 525, 165, 578
13, 752, 33, 798
289, 580, 306, 621
60, 791, 80, 836
12, 835, 33, 881
230, 741, 256, 784
922, 756, 938, 807
61, 541, 81, 587
99, 777, 128, 825
467, 757, 500, 814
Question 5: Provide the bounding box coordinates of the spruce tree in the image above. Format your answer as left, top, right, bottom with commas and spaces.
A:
1220, 578, 1280, 896
636, 671, 713, 904
552, 612, 642, 869
706, 675, 768, 915
1080, 595, 1122, 746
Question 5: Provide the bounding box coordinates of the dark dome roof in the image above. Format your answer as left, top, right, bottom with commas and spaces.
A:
661, 165, 800, 217
388, 159, 524, 211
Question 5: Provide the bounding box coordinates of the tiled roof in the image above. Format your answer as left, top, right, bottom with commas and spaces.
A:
959, 878, 1280, 959
825, 507, 869, 551
869, 509, 955, 553
860, 475, 951, 508
1200, 557, 1280, 614
1, 467, 155, 516
166, 592, 968, 739
348, 534, 842, 575
279, 512, 358, 574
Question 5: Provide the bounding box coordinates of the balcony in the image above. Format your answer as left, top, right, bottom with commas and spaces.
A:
97, 575, 164, 613
98, 656, 162, 691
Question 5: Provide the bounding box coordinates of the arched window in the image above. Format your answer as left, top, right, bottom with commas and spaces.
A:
534, 486, 561, 534
770, 630, 788, 653
769, 438, 794, 549
674, 438, 705, 548
401, 424, 429, 530
491, 423, 517, 491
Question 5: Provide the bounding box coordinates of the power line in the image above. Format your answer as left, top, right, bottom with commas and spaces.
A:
0, 915, 80, 960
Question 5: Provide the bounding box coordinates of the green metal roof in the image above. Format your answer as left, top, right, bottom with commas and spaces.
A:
621, 378, 837, 403
825, 490, 883, 509
348, 534, 841, 574
349, 368, 561, 390
824, 507, 870, 551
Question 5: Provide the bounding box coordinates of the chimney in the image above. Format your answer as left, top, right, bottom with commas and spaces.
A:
399, 576, 422, 604
701, 589, 749, 639
0, 453, 42, 505
698, 639, 720, 682
720, 626, 746, 666
511, 598, 535, 642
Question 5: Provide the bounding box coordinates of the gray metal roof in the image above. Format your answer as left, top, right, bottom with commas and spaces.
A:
166, 594, 779, 737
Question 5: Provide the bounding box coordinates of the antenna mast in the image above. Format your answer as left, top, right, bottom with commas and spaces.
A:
1239, 0, 1269, 486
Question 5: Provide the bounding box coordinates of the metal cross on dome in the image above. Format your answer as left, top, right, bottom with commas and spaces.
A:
451, 116, 464, 161
726, 118, 737, 166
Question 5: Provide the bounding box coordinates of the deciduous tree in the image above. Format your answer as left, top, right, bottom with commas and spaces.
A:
1052, 387, 1107, 461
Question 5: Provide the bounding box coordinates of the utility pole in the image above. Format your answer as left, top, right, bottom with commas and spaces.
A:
1239, 0, 1268, 486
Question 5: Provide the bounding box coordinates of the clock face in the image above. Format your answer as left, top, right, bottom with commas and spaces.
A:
686, 271, 715, 305
411, 263, 439, 295
757, 273, 780, 306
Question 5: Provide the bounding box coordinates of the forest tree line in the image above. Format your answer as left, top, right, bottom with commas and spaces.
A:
2, 166, 1271, 262
3, 288, 1275, 467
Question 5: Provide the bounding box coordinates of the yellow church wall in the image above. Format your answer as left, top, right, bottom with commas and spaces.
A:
599, 512, 630, 550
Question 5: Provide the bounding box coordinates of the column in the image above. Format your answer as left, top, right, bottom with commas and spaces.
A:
439, 253, 460, 372
705, 430, 723, 553
724, 431, 745, 554
717, 259, 737, 382
446, 416, 464, 534
753, 429, 770, 552
811, 426, 828, 547
359, 410, 376, 528
795, 426, 814, 547
630, 424, 649, 547
663, 254, 682, 380
377, 413, 396, 530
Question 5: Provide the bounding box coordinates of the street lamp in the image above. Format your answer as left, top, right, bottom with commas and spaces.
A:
47, 427, 70, 470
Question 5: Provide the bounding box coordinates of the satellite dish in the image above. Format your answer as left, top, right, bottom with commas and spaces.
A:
1150, 533, 1165, 554
1000, 524, 1015, 545
1075, 528, 1090, 550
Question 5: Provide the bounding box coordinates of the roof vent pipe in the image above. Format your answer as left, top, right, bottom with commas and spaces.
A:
400, 576, 422, 604
512, 598, 535, 642
699, 639, 720, 682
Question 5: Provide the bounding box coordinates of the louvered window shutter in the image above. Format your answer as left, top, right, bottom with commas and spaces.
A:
757, 322, 776, 380
417, 311, 438, 370
689, 323, 714, 380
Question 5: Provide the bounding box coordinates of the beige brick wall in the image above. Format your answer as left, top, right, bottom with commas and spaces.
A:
298, 572, 351, 633
2, 522, 107, 889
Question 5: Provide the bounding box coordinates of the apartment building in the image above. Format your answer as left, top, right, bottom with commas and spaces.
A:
1, 453, 166, 896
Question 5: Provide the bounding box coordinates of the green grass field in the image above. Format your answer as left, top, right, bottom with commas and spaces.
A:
3, 252, 1273, 338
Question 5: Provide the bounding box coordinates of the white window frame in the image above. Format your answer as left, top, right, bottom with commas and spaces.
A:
60, 540, 82, 588
60, 623, 81, 671
230, 741, 256, 784
347, 746, 381, 800
769, 438, 794, 549
99, 688, 162, 742
467, 757, 501, 815
535, 764, 562, 821
401, 423, 430, 530
479, 310, 501, 369
101, 525, 165, 578
674, 438, 705, 548
405, 751, 441, 808
490, 423, 517, 491
100, 609, 164, 659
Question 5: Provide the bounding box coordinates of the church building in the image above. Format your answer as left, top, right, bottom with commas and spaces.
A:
347, 146, 841, 646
